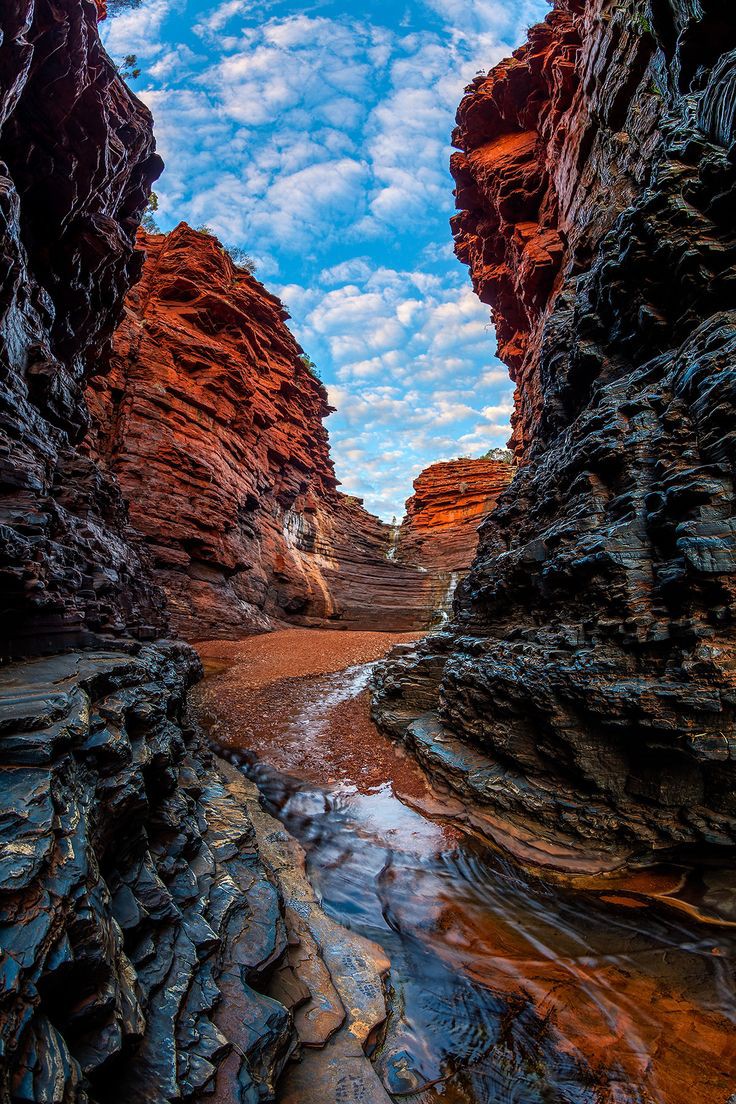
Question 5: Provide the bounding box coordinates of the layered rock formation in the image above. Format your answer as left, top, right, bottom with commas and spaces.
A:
0, 648, 392, 1103
0, 647, 288, 1103
0, 4, 393, 1101
0, 0, 166, 657
373, 0, 736, 868
85, 224, 443, 638
397, 453, 514, 572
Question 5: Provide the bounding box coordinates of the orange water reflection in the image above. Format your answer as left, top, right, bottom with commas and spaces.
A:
192, 631, 736, 1104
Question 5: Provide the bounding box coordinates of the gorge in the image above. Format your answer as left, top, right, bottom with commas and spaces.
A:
1, 0, 736, 1103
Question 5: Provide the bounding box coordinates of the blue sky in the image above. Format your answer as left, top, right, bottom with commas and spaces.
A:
103, 0, 548, 519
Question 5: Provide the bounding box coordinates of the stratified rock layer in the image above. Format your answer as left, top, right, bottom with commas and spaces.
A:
0, 6, 394, 1102
0, 646, 288, 1103
398, 454, 514, 572
86, 225, 443, 638
0, 646, 392, 1103
0, 0, 165, 657
373, 0, 736, 866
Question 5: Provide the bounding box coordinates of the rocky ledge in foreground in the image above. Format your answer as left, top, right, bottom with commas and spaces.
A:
372, 0, 736, 868
0, 646, 391, 1103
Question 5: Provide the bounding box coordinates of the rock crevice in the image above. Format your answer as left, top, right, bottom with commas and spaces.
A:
87, 224, 513, 638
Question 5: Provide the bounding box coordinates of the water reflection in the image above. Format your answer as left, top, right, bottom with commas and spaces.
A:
194, 646, 736, 1104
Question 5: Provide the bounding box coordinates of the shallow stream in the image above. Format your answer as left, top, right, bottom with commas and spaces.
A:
193, 630, 736, 1104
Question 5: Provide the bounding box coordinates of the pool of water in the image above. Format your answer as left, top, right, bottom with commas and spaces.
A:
192, 634, 736, 1104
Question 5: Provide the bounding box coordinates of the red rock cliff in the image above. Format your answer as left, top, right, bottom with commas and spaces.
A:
87, 224, 442, 637
398, 454, 514, 573
450, 0, 662, 456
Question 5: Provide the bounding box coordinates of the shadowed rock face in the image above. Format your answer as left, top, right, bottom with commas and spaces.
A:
85, 224, 450, 637
0, 0, 166, 658
0, 646, 297, 1104
0, 7, 388, 1101
373, 0, 736, 866
0, 646, 393, 1103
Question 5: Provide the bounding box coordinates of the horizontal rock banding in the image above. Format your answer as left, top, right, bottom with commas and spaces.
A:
87, 224, 506, 637
398, 454, 514, 572
373, 0, 736, 862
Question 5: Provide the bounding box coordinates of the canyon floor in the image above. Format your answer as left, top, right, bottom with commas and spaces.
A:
191, 630, 736, 1104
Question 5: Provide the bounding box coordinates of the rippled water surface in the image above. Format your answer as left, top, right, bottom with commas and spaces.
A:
193, 631, 736, 1104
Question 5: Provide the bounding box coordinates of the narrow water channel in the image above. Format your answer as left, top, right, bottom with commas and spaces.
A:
192, 630, 736, 1104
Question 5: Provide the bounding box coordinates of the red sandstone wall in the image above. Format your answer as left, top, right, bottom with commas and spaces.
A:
451, 0, 662, 456
398, 455, 514, 572
86, 224, 441, 637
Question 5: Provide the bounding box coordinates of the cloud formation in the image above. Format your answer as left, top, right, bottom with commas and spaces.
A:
103, 0, 548, 517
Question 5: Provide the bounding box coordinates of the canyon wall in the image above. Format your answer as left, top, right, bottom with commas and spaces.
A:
0, 5, 388, 1101
373, 0, 736, 869
397, 453, 514, 572
85, 224, 466, 638
0, 647, 295, 1104
0, 0, 166, 657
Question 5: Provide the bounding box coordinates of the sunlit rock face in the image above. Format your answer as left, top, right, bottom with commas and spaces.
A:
373, 0, 736, 864
86, 224, 444, 637
398, 454, 515, 573
0, 0, 166, 657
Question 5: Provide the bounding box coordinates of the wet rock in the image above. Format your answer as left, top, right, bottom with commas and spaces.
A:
218, 763, 393, 1104
373, 0, 736, 861
0, 0, 166, 658
0, 645, 297, 1104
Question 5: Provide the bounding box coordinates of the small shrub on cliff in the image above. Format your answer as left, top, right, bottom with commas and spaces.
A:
117, 53, 141, 80
141, 192, 160, 233
223, 245, 257, 274
299, 354, 322, 381
481, 447, 514, 465
107, 0, 142, 12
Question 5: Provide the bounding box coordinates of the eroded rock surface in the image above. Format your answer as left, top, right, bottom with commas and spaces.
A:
0, 647, 392, 1102
0, 5, 395, 1101
86, 224, 444, 637
0, 646, 283, 1102
373, 0, 736, 864
397, 453, 514, 572
0, 0, 166, 657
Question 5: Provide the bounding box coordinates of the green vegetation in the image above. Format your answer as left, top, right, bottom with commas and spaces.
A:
107, 0, 142, 12
141, 191, 160, 233
117, 53, 141, 80
612, 1, 653, 37
193, 226, 258, 275
481, 447, 514, 464
223, 245, 257, 274
299, 354, 322, 381
634, 11, 653, 35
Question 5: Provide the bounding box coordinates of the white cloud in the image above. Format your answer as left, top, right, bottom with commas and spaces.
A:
103, 0, 181, 59
102, 0, 544, 517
